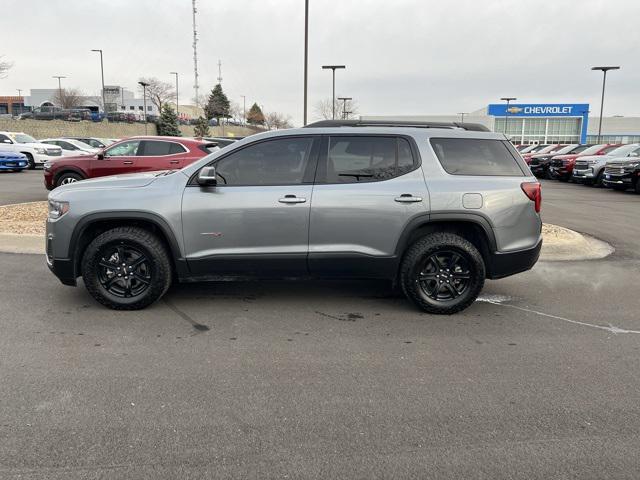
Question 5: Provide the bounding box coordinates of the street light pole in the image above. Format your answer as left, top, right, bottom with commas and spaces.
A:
337, 97, 352, 120
591, 66, 620, 144
138, 81, 150, 135
303, 0, 309, 125
170, 72, 179, 119
500, 97, 517, 135
52, 76, 66, 119
240, 95, 246, 125
16, 89, 22, 116
91, 50, 106, 115
322, 65, 345, 120
457, 112, 467, 123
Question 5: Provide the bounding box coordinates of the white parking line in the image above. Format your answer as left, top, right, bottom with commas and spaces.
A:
476, 295, 640, 335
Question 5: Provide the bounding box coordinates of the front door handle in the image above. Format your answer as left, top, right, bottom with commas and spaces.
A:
394, 194, 422, 203
123, 161, 133, 165
169, 160, 179, 164
279, 195, 306, 204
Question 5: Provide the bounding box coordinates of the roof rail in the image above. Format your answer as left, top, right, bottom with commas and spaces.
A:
303, 119, 490, 132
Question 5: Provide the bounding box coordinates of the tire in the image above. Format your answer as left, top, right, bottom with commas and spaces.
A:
56, 172, 83, 188
612, 185, 627, 191
400, 233, 485, 315
24, 153, 35, 170
81, 227, 172, 310
592, 171, 604, 187
635, 181, 640, 195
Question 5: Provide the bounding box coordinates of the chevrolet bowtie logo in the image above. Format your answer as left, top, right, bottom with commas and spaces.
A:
506, 106, 523, 114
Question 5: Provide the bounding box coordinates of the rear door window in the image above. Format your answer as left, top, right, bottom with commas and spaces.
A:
325, 136, 417, 183
139, 140, 173, 156
430, 138, 525, 176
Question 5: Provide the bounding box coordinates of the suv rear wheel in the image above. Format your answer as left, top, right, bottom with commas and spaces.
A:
400, 233, 485, 314
81, 227, 172, 310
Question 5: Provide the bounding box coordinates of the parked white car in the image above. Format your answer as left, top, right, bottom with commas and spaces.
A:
0, 131, 63, 169
573, 143, 640, 186
39, 138, 100, 157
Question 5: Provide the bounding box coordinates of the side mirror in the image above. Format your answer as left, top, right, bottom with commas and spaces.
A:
197, 166, 217, 186
2, 139, 11, 144
96, 152, 104, 160
629, 151, 639, 157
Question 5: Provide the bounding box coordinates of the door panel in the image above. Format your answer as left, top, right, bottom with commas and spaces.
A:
182, 185, 313, 276
91, 140, 139, 177
136, 140, 184, 171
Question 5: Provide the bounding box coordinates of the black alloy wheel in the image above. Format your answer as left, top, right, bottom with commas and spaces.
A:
416, 250, 472, 302
97, 244, 151, 298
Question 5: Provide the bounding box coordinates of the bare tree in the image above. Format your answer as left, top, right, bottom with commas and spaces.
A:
138, 77, 175, 113
229, 101, 245, 123
0, 55, 13, 79
52, 88, 85, 109
264, 111, 294, 130
313, 97, 359, 121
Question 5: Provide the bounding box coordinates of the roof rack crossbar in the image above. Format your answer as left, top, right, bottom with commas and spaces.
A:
303, 119, 490, 132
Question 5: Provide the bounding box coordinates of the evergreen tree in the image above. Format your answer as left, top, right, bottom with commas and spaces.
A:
193, 116, 210, 137
246, 103, 265, 125
157, 104, 181, 136
204, 84, 230, 124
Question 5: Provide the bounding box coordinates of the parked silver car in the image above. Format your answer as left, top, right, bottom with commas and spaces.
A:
573, 143, 640, 186
46, 120, 542, 314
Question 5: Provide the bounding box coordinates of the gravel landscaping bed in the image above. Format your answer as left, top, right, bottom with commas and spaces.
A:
0, 201, 47, 235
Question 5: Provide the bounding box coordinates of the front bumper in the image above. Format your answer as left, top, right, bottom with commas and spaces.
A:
572, 168, 595, 183
0, 159, 28, 170
602, 173, 633, 188
529, 164, 548, 177
33, 153, 60, 165
548, 166, 572, 180
46, 220, 77, 286
486, 239, 542, 280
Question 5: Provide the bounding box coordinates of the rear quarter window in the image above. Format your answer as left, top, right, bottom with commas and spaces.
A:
430, 138, 525, 176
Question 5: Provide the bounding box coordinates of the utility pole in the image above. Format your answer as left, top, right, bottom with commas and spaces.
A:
138, 81, 150, 134
170, 72, 179, 119
192, 0, 200, 108
337, 96, 352, 120
322, 65, 345, 120
457, 112, 468, 123
91, 49, 106, 115
52, 76, 66, 118
16, 89, 22, 116
303, 0, 309, 125
591, 66, 620, 144
240, 95, 246, 125
500, 97, 517, 135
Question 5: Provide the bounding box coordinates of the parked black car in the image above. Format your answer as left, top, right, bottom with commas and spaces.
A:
602, 159, 640, 192
529, 145, 592, 178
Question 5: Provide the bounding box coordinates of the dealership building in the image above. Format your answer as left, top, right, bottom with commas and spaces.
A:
363, 103, 640, 144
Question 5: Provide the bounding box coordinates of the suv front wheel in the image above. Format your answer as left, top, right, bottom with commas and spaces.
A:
81, 227, 172, 310
400, 233, 485, 314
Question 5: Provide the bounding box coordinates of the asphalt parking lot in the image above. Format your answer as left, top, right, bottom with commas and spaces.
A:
1, 174, 640, 479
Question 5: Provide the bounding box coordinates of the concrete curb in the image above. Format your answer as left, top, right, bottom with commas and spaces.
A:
0, 233, 44, 255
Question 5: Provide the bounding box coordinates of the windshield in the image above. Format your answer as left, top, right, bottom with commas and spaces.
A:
604, 145, 634, 157
579, 145, 607, 155
530, 144, 550, 153
11, 133, 37, 144
568, 145, 590, 154
600, 145, 622, 155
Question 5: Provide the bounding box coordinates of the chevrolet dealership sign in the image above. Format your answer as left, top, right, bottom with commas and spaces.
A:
487, 103, 589, 117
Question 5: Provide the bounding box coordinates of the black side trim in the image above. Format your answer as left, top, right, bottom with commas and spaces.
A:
307, 253, 398, 279
186, 253, 308, 278
486, 239, 542, 279
68, 211, 187, 279
394, 212, 498, 257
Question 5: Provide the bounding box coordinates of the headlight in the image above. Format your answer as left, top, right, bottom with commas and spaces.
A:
626, 162, 639, 169
48, 200, 69, 219
34, 147, 47, 154
43, 162, 52, 171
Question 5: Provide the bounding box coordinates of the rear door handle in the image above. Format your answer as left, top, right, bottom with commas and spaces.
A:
279, 195, 306, 204
169, 160, 179, 164
123, 161, 133, 165
394, 194, 422, 203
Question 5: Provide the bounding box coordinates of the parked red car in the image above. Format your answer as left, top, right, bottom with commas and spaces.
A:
44, 136, 217, 190
521, 144, 565, 164
548, 144, 622, 181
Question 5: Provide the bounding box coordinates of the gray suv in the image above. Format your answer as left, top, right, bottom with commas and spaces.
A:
46, 120, 542, 314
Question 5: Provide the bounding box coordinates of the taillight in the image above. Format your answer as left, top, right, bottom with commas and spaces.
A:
521, 182, 541, 213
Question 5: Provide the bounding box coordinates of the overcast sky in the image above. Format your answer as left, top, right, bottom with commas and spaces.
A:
3, 0, 639, 125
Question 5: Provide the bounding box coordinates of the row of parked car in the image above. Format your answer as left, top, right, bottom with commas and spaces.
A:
515, 143, 640, 192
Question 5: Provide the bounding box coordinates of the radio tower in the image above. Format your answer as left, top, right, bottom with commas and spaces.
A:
217, 60, 223, 85
192, 0, 200, 107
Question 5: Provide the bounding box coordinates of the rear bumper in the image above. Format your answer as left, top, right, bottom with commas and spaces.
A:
486, 239, 542, 280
